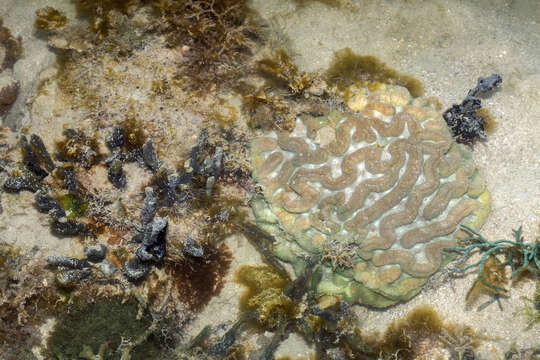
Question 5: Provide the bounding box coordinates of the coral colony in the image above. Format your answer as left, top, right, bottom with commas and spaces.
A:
251, 84, 490, 307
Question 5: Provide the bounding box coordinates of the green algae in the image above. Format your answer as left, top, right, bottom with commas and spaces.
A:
324, 47, 424, 97
235, 265, 299, 330
44, 297, 163, 360
58, 193, 87, 219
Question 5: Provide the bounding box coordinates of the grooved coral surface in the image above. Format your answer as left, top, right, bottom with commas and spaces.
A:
250, 84, 490, 307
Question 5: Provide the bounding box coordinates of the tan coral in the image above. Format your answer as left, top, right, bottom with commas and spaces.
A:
251, 84, 490, 307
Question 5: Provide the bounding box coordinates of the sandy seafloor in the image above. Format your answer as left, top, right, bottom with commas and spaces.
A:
0, 0, 539, 359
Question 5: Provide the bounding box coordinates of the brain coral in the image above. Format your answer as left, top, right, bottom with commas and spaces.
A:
250, 84, 490, 308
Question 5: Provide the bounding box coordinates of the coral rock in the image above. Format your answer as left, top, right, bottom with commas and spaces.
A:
251, 84, 490, 307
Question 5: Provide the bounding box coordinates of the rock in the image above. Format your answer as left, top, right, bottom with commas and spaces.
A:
106, 126, 124, 150
142, 139, 161, 172
29, 134, 55, 172
106, 157, 126, 189
46, 255, 90, 269
123, 258, 151, 282
51, 218, 85, 236
3, 174, 41, 193
140, 187, 156, 226
85, 244, 107, 263
56, 268, 92, 287
183, 236, 204, 258
95, 259, 116, 277
35, 190, 65, 217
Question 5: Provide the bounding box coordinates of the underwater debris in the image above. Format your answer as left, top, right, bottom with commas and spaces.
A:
445, 225, 539, 300
443, 74, 501, 145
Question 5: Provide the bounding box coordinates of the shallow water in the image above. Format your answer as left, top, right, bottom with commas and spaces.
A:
0, 0, 538, 359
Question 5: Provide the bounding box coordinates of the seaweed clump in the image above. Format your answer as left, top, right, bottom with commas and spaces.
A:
256, 49, 314, 95
240, 49, 328, 132
73, 0, 139, 40
0, 19, 23, 119
169, 243, 232, 312
446, 225, 539, 301
34, 7, 67, 32
372, 306, 481, 360
54, 128, 102, 169
235, 265, 298, 330
241, 86, 296, 132
150, 0, 261, 90
443, 74, 501, 145
0, 18, 23, 71
43, 296, 164, 360
516, 280, 540, 329
324, 47, 424, 97
0, 245, 58, 360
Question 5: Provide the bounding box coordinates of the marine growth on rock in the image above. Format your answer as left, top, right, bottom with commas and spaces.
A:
251, 84, 491, 307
